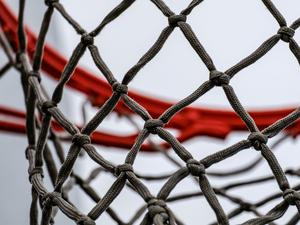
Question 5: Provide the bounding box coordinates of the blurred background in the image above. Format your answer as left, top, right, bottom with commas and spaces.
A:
0, 0, 300, 224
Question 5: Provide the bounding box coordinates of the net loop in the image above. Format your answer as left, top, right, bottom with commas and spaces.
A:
28, 71, 41, 82
81, 33, 94, 46
77, 216, 96, 225
44, 0, 58, 7
283, 189, 300, 206
114, 163, 133, 176
278, 26, 295, 42
186, 158, 205, 176
147, 198, 168, 218
247, 132, 268, 150
112, 82, 128, 95
41, 100, 57, 114
209, 70, 230, 86
72, 133, 91, 146
168, 14, 187, 27
29, 167, 44, 182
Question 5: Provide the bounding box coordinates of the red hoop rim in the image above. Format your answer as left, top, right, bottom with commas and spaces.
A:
0, 0, 299, 151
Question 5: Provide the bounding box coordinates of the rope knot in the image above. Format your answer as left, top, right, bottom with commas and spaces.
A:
168, 14, 187, 27
209, 70, 230, 86
114, 163, 133, 176
28, 71, 41, 82
72, 133, 91, 146
45, 0, 58, 6
77, 216, 95, 225
144, 119, 164, 134
240, 202, 253, 211
186, 159, 205, 176
41, 192, 60, 206
278, 26, 295, 42
112, 82, 128, 95
283, 189, 300, 205
248, 132, 268, 150
81, 33, 94, 46
147, 198, 168, 218
41, 100, 57, 114
29, 167, 44, 182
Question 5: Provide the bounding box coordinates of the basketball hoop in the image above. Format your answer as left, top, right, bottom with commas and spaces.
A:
0, 0, 300, 224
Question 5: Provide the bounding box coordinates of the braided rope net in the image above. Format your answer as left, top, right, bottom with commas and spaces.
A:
1, 0, 300, 224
